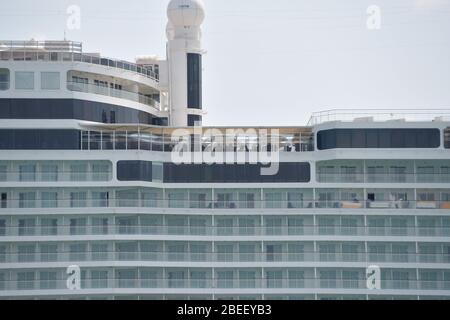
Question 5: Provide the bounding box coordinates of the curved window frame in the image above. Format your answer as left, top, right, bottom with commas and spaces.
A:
0, 99, 168, 126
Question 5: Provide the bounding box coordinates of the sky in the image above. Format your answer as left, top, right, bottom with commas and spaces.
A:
0, 0, 449, 126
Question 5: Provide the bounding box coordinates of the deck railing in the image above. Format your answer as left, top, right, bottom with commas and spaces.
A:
1, 199, 450, 210
1, 221, 450, 238
308, 109, 450, 125
67, 82, 160, 110
0, 40, 159, 81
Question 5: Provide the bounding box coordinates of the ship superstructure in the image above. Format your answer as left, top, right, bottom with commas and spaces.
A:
0, 0, 450, 300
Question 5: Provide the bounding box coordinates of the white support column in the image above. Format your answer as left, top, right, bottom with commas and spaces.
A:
363, 159, 366, 183
260, 188, 264, 209
260, 215, 263, 237
211, 213, 215, 293
162, 188, 166, 209
364, 215, 368, 263
137, 125, 141, 151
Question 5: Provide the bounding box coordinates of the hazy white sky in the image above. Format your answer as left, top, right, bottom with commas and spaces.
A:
1, 0, 449, 126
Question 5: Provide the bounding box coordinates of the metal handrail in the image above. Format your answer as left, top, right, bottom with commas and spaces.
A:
1, 225, 450, 238
0, 46, 159, 82
308, 109, 450, 125
1, 199, 450, 210
0, 40, 82, 53
67, 81, 160, 109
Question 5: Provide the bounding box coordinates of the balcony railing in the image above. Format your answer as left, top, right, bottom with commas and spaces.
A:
1, 252, 450, 264
317, 173, 450, 184
1, 224, 450, 238
1, 278, 450, 292
0, 40, 82, 53
308, 109, 450, 125
0, 170, 112, 182
67, 82, 160, 110
1, 199, 450, 211
0, 44, 159, 82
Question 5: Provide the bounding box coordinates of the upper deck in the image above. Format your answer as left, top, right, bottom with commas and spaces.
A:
308, 109, 450, 126
0, 40, 159, 82
0, 40, 166, 119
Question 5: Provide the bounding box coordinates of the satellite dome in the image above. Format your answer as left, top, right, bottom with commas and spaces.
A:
167, 0, 205, 28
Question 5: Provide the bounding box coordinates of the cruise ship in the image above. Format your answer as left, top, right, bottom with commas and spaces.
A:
1, 0, 450, 300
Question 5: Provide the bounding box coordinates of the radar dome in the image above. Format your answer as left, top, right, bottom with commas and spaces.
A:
167, 0, 205, 28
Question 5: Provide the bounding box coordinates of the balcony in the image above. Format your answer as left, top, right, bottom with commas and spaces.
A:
67, 82, 160, 110
4, 251, 450, 267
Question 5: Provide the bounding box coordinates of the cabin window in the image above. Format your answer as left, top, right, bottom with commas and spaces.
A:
0, 69, 10, 90
15, 71, 34, 90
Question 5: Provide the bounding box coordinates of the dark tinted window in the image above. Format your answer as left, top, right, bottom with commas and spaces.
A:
117, 161, 153, 182
417, 129, 438, 148
445, 128, 450, 149
187, 53, 202, 109
365, 130, 378, 148
378, 130, 391, 148
317, 129, 336, 149
188, 115, 202, 127
351, 129, 366, 148
0, 99, 167, 126
390, 130, 406, 148
0, 129, 80, 150
0, 69, 10, 90
163, 162, 310, 183
317, 129, 440, 150
336, 129, 352, 148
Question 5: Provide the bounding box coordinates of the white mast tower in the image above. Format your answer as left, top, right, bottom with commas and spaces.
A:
166, 0, 205, 127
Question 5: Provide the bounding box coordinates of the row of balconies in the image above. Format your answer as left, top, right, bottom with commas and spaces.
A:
1, 279, 449, 292
67, 82, 160, 110
2, 199, 450, 210
316, 173, 450, 184
1, 252, 450, 265
3, 171, 450, 185
0, 171, 112, 183
1, 225, 450, 238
